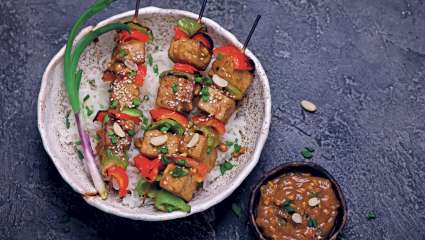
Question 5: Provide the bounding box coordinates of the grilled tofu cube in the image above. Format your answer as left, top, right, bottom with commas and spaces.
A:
160, 164, 197, 201
135, 130, 180, 158
209, 55, 254, 99
179, 132, 209, 160
156, 74, 194, 112
111, 80, 140, 110
114, 40, 145, 64
168, 39, 212, 71
197, 86, 236, 122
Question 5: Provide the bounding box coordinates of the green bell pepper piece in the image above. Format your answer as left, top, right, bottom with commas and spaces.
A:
122, 107, 144, 118
177, 17, 202, 37
159, 70, 195, 81
100, 151, 128, 175
136, 178, 159, 198
225, 83, 243, 100
125, 21, 154, 42
149, 119, 185, 135
154, 190, 191, 213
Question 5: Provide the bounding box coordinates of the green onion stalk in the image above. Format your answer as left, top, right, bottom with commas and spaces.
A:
64, 0, 129, 199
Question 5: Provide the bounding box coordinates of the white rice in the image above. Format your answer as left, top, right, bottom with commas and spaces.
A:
74, 49, 245, 208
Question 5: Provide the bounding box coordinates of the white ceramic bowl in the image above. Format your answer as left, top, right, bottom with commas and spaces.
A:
38, 7, 271, 221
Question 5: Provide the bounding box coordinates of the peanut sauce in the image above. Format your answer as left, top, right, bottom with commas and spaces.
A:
256, 173, 340, 240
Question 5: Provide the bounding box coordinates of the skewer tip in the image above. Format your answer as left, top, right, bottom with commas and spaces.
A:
132, 0, 141, 21
243, 14, 262, 51
198, 0, 208, 22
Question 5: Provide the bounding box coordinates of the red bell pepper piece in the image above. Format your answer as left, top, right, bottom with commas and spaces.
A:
106, 166, 129, 198
173, 63, 198, 74
149, 108, 189, 127
109, 110, 141, 124
134, 154, 161, 182
94, 111, 108, 123
174, 27, 189, 40
213, 45, 253, 71
192, 116, 226, 135
134, 64, 147, 86
119, 30, 150, 43
192, 33, 212, 49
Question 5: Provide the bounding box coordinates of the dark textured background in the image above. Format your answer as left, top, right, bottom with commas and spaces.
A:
1, 0, 425, 239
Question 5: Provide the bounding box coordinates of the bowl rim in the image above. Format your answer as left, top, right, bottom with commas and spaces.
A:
248, 161, 348, 239
37, 6, 272, 221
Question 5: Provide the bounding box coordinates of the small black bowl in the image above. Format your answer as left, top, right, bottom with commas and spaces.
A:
249, 162, 348, 240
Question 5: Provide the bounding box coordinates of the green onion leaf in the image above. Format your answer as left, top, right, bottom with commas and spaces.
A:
85, 106, 93, 116
132, 98, 142, 107
159, 146, 169, 154
128, 129, 136, 137
119, 48, 127, 58
176, 160, 187, 166
171, 83, 178, 93
111, 100, 118, 108
231, 203, 242, 217
367, 212, 376, 220
103, 114, 110, 125
83, 94, 90, 102
76, 148, 84, 160
171, 167, 188, 177
153, 64, 159, 75
301, 147, 314, 159
147, 53, 153, 66
65, 110, 71, 129
308, 218, 318, 228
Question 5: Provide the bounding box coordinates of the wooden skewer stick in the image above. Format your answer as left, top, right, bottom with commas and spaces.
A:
132, 0, 141, 21
243, 15, 262, 51
198, 0, 208, 22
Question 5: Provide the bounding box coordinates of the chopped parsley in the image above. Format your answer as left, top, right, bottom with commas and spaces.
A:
159, 146, 169, 154
132, 98, 142, 107
153, 64, 159, 75
307, 218, 318, 228
147, 53, 153, 66
74, 140, 81, 145
65, 110, 71, 129
110, 100, 118, 108
200, 87, 209, 102
107, 130, 115, 136
83, 94, 90, 102
118, 48, 127, 58
220, 161, 234, 175
281, 199, 295, 214
176, 159, 187, 166
232, 203, 242, 217
216, 53, 223, 61
171, 83, 178, 93
367, 212, 376, 220
171, 167, 188, 177
85, 106, 93, 117
128, 129, 136, 137
301, 147, 314, 159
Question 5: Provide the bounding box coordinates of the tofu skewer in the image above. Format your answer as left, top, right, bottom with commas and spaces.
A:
197, 15, 262, 122
94, 2, 153, 198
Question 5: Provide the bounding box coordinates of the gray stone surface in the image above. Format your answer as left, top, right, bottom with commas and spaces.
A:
1, 0, 425, 239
